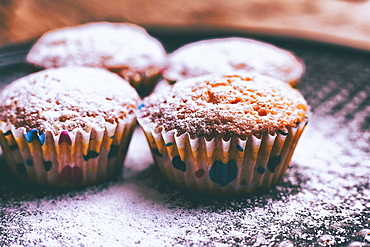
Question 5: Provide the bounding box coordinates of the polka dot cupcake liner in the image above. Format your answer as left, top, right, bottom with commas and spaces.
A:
0, 115, 136, 188
139, 119, 308, 195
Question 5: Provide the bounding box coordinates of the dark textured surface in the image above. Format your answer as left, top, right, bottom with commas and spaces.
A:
0, 32, 370, 247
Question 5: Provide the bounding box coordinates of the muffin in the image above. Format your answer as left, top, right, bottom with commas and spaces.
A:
137, 73, 310, 195
26, 22, 167, 95
0, 67, 140, 187
162, 37, 304, 87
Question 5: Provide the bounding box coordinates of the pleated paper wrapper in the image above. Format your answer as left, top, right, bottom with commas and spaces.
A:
139, 118, 308, 195
0, 114, 136, 188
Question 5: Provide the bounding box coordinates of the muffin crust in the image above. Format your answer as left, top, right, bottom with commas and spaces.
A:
26, 22, 167, 95
163, 38, 304, 85
139, 74, 309, 139
26, 22, 166, 71
0, 67, 140, 134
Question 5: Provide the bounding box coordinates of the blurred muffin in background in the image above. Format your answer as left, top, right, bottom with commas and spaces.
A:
0, 66, 140, 188
162, 37, 305, 87
26, 22, 167, 96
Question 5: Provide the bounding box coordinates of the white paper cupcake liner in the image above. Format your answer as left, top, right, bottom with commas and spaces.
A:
0, 114, 136, 188
139, 118, 308, 195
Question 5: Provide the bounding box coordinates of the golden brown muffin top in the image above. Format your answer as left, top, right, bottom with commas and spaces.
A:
138, 74, 309, 139
26, 22, 166, 71
162, 38, 305, 86
0, 67, 140, 134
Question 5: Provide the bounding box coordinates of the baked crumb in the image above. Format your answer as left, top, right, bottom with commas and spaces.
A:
140, 74, 309, 139
0, 67, 140, 134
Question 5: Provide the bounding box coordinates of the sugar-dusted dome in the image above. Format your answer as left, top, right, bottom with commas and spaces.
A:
139, 73, 309, 139
27, 22, 166, 71
26, 22, 167, 95
0, 66, 140, 134
163, 38, 304, 86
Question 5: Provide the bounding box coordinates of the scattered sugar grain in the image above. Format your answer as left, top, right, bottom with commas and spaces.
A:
1, 112, 369, 246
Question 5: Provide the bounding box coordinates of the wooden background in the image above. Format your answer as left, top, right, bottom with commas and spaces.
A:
1, 0, 370, 51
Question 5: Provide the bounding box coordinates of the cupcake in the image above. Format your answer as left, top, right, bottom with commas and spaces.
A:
137, 73, 310, 195
26, 22, 167, 95
0, 67, 140, 187
162, 38, 304, 87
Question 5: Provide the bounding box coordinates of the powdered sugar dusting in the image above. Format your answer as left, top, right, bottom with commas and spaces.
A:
1, 114, 369, 246
1, 32, 370, 247
163, 38, 304, 84
140, 74, 309, 138
26, 22, 166, 70
0, 67, 140, 134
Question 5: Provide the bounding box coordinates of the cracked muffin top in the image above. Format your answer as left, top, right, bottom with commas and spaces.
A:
138, 73, 309, 139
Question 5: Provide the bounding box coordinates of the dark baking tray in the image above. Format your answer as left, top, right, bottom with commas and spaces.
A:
0, 31, 369, 247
